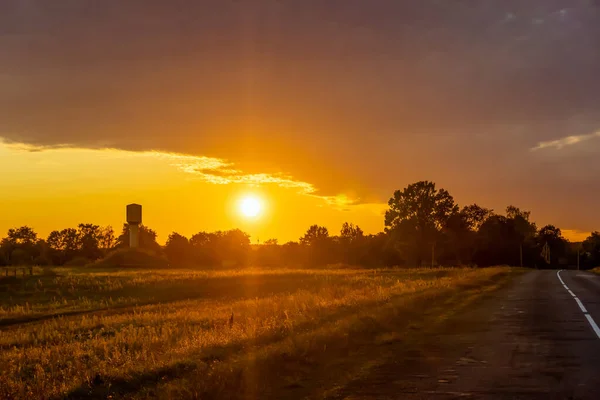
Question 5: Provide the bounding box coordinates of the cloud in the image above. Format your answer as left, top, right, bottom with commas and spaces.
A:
2, 1, 600, 215
3, 139, 370, 209
156, 151, 315, 192
531, 131, 600, 151
2, 140, 77, 152
159, 151, 374, 209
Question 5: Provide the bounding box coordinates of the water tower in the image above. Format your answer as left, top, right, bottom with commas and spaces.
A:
126, 204, 142, 248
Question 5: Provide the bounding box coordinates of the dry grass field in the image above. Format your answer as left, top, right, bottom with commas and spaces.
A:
0, 266, 520, 399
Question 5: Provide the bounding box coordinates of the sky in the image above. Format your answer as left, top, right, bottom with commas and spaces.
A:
1, 0, 599, 243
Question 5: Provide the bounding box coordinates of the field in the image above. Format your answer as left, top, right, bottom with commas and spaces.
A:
0, 266, 519, 399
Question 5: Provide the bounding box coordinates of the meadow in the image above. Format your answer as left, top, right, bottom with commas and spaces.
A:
0, 266, 519, 399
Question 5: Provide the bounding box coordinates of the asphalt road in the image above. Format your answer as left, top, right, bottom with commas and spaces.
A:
336, 270, 600, 399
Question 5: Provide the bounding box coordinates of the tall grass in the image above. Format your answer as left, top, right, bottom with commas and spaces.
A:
0, 266, 517, 399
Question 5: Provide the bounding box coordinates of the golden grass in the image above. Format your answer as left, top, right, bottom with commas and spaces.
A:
0, 266, 519, 399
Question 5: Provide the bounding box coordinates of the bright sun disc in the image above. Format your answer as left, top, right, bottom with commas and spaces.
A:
240, 196, 262, 218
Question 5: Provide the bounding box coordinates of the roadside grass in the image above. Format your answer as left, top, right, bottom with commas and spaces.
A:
0, 266, 521, 399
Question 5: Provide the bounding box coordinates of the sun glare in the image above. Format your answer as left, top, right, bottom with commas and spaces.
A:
239, 195, 262, 218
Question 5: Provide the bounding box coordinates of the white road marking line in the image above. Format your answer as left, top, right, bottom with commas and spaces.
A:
585, 314, 600, 338
575, 298, 588, 313
557, 270, 600, 339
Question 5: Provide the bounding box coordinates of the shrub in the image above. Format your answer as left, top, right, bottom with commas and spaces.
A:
63, 256, 91, 267
33, 255, 51, 266
89, 248, 169, 269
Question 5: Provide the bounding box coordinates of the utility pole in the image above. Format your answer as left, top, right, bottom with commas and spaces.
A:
519, 244, 523, 268
577, 248, 580, 271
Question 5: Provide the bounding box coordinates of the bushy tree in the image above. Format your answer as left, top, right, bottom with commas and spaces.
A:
77, 223, 103, 260
47, 228, 79, 265
340, 223, 363, 241
189, 229, 251, 267
385, 181, 457, 266
1, 180, 597, 270
0, 226, 40, 265
99, 226, 115, 253
299, 225, 333, 266
190, 231, 220, 265
472, 207, 537, 267
506, 206, 537, 242
5, 226, 38, 245
536, 225, 568, 267
441, 205, 494, 265
254, 238, 282, 267
583, 232, 600, 268
339, 223, 365, 265
461, 204, 494, 232
218, 229, 251, 267
164, 232, 193, 266
300, 225, 329, 245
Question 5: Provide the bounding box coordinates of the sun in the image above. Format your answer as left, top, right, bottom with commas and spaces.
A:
239, 195, 262, 218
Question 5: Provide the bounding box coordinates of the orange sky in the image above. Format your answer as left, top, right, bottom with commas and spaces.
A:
0, 140, 591, 244
1, 2, 599, 244
0, 141, 385, 243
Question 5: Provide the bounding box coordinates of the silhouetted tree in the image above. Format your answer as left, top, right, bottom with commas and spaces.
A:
536, 225, 568, 267
47, 228, 79, 265
190, 231, 219, 265
583, 232, 600, 268
164, 232, 193, 266
461, 204, 494, 231
5, 226, 38, 245
441, 205, 494, 265
77, 223, 103, 260
506, 206, 538, 267
190, 231, 214, 247
385, 181, 458, 266
281, 241, 304, 267
33, 239, 51, 266
339, 223, 365, 265
340, 223, 364, 241
472, 207, 538, 267
189, 230, 251, 267
99, 226, 115, 254
474, 215, 515, 266
0, 226, 40, 265
300, 225, 329, 245
1, 180, 596, 270
300, 225, 333, 266
218, 229, 251, 267
441, 212, 473, 265
254, 238, 282, 267
506, 206, 536, 238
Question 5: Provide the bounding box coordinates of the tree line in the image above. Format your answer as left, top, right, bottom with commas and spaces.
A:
2, 181, 600, 269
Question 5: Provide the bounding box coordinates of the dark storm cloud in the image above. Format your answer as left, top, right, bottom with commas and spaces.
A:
2, 0, 600, 227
